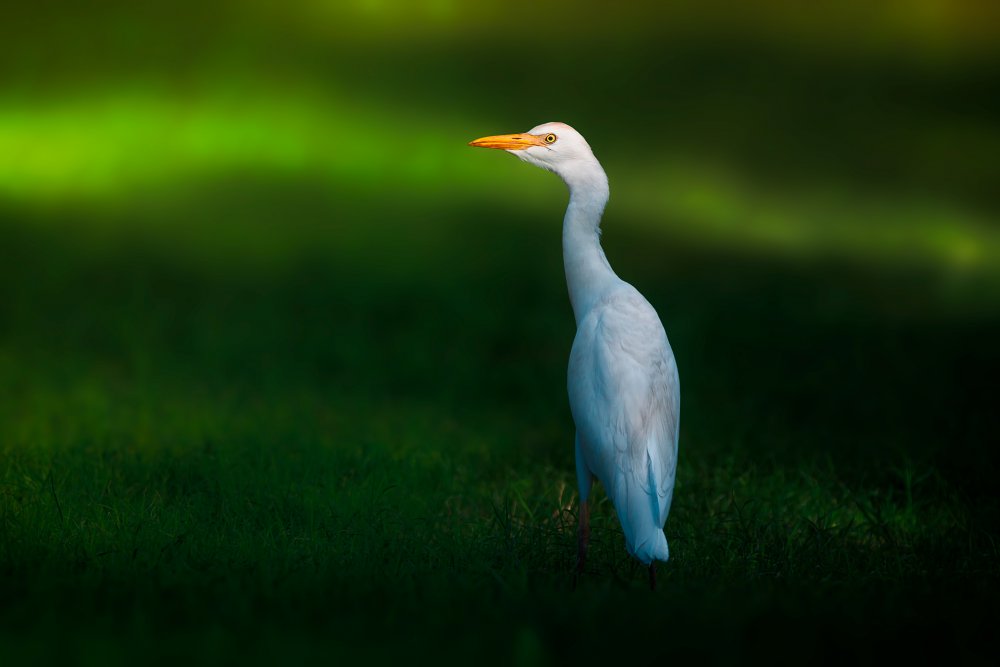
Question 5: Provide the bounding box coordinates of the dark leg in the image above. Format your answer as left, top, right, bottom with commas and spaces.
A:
648, 562, 657, 590
576, 500, 590, 575
573, 435, 594, 587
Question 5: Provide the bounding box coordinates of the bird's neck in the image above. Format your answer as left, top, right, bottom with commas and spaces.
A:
561, 163, 617, 325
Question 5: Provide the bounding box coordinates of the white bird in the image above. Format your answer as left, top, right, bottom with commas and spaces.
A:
470, 122, 680, 588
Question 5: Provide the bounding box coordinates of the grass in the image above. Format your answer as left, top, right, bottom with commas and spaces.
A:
1, 181, 997, 664
1, 3, 999, 662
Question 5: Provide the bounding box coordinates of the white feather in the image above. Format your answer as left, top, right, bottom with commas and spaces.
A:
569, 286, 679, 563
482, 121, 680, 565
539, 122, 678, 565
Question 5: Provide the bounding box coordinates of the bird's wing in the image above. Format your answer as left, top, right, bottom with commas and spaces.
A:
573, 287, 680, 530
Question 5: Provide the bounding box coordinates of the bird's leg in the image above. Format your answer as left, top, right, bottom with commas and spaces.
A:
576, 500, 590, 575
573, 435, 594, 583
648, 562, 657, 591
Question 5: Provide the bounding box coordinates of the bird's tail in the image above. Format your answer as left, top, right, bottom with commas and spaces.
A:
614, 448, 672, 565
630, 528, 669, 565
613, 476, 670, 565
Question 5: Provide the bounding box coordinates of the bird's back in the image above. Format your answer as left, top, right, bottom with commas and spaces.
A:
568, 283, 680, 564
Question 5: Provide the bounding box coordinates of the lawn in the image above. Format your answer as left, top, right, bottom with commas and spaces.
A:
1, 2, 999, 664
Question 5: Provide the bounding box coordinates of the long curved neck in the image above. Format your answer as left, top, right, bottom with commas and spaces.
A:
561, 161, 617, 325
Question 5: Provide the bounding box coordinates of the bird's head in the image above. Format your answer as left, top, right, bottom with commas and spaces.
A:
469, 122, 604, 188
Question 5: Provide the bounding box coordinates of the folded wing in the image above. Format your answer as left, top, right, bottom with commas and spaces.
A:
569, 286, 679, 562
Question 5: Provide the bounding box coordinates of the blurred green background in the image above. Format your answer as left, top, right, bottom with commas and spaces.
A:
1, 0, 999, 664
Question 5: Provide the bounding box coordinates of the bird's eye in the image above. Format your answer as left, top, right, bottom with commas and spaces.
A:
544, 133, 557, 144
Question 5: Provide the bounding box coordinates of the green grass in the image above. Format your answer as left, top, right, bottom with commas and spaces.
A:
1, 183, 997, 664
2, 2, 999, 662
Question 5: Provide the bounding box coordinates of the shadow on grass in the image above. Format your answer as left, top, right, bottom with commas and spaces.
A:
0, 182, 998, 662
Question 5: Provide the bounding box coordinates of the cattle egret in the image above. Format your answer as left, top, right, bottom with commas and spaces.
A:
470, 122, 680, 588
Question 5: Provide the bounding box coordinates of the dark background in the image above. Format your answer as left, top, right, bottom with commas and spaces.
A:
1, 1, 998, 663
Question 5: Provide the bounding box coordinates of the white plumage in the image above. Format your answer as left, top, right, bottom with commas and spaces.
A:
470, 122, 679, 585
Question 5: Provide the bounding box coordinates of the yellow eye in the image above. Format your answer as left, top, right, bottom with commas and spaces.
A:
544, 133, 557, 144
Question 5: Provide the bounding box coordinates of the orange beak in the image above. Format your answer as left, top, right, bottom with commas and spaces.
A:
468, 133, 545, 150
